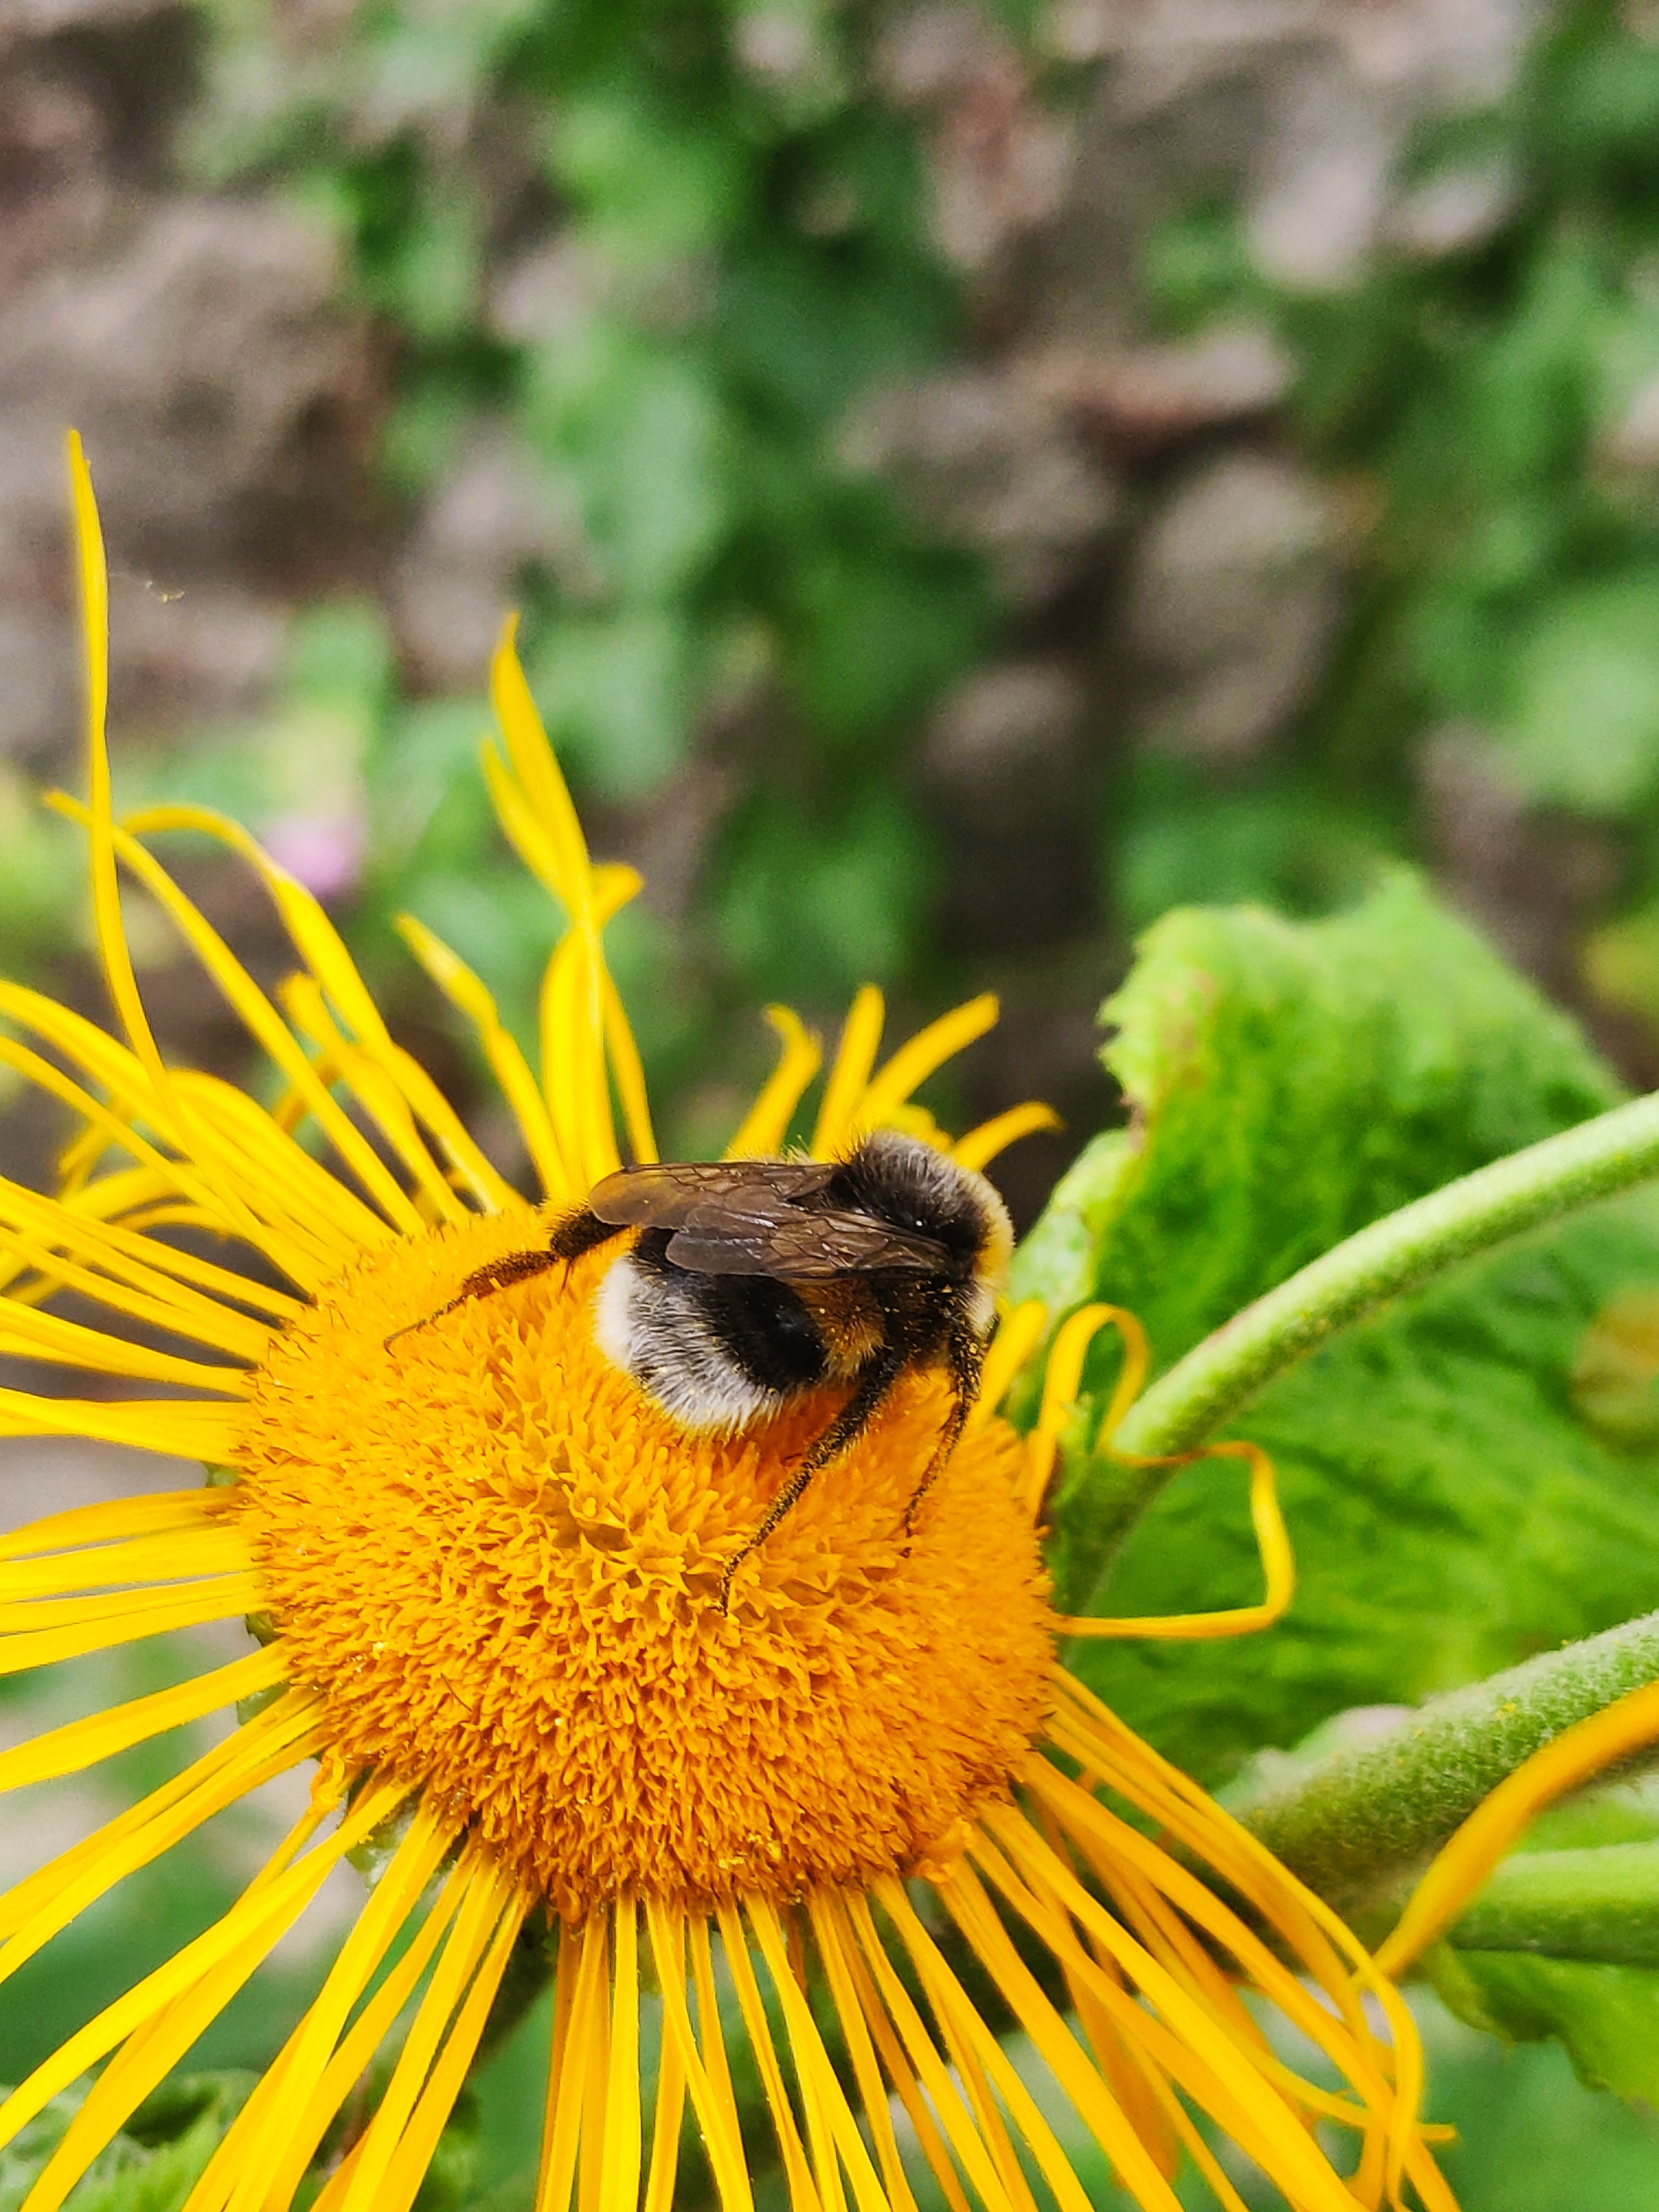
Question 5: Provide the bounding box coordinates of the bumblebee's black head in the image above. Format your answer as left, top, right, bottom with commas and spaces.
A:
829, 1130, 1012, 1282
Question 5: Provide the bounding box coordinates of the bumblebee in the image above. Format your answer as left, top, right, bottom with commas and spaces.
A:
390, 1131, 1013, 1607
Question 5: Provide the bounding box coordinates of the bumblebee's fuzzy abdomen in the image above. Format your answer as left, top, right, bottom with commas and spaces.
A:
702, 1272, 828, 1396
593, 1234, 831, 1430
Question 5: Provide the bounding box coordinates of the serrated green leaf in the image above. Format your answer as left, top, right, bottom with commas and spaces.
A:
1013, 870, 1621, 1374
1084, 1201, 1659, 1784
1019, 874, 1659, 1784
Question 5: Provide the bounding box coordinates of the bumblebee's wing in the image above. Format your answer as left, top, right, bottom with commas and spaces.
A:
587, 1160, 837, 1231
589, 1161, 947, 1277
663, 1208, 948, 1279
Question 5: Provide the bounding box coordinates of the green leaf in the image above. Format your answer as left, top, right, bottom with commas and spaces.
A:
547, 88, 748, 268
1422, 1984, 1659, 2211
0, 2073, 254, 2212
1017, 874, 1659, 1784
714, 782, 936, 999
1429, 1818, 1659, 2101
1432, 1946, 1659, 2106
527, 608, 693, 802
1502, 571, 1659, 815
1013, 871, 1621, 1367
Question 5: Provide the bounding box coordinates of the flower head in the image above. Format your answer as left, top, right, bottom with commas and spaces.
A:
0, 441, 1456, 2212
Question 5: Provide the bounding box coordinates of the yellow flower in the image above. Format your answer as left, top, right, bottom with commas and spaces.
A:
0, 439, 1456, 2212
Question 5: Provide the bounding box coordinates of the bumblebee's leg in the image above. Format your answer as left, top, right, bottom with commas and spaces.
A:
383, 1209, 620, 1353
901, 1322, 985, 1534
718, 1349, 905, 1613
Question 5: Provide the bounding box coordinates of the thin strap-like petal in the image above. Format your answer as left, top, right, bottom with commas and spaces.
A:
398, 914, 566, 1200
0, 1645, 284, 1795
0, 1573, 265, 1675
15, 1792, 332, 2212
804, 1895, 928, 2212
220, 1799, 463, 2212
0, 1489, 221, 1560
646, 1901, 754, 2212
0, 1169, 301, 1325
840, 1893, 1017, 2212
953, 1102, 1061, 1172
1377, 1673, 1659, 1979
750, 1901, 890, 2212
967, 1301, 1047, 1438
373, 1876, 530, 2212
715, 1902, 821, 2212
930, 1859, 1186, 2212
49, 797, 425, 1236
811, 988, 884, 1157
0, 1770, 410, 2159
0, 1391, 244, 1461
538, 1914, 611, 2212
0, 1190, 272, 1362
64, 437, 260, 1246
858, 995, 997, 1127
0, 1294, 249, 1393
0, 1694, 323, 1980
0, 1520, 249, 1601
278, 974, 467, 1225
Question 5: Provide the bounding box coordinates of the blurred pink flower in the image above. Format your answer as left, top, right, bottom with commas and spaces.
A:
262, 805, 366, 899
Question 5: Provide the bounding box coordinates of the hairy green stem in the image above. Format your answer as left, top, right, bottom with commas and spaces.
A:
1227, 1611, 1659, 1937
1081, 1089, 1659, 1575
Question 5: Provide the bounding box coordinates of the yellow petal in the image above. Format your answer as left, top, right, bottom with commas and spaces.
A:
398, 913, 569, 1202
812, 987, 884, 1158
335, 1852, 522, 2212
214, 1798, 464, 2212
0, 1391, 245, 1460
0, 1645, 284, 1794
64, 435, 178, 1168
0, 1768, 409, 2158
0, 1575, 264, 1676
644, 1902, 753, 2212
0, 1489, 220, 1562
953, 1102, 1063, 1174
49, 797, 426, 1238
373, 1877, 529, 2212
1376, 1673, 1659, 1979
716, 1899, 820, 2210
278, 973, 466, 1225
0, 1523, 250, 1602
858, 995, 998, 1128
0, 1693, 322, 1982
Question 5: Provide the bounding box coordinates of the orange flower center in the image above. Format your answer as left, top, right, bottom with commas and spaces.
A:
232, 1209, 1055, 1915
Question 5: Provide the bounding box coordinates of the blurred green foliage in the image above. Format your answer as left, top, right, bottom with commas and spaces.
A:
1142, 0, 1659, 1029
